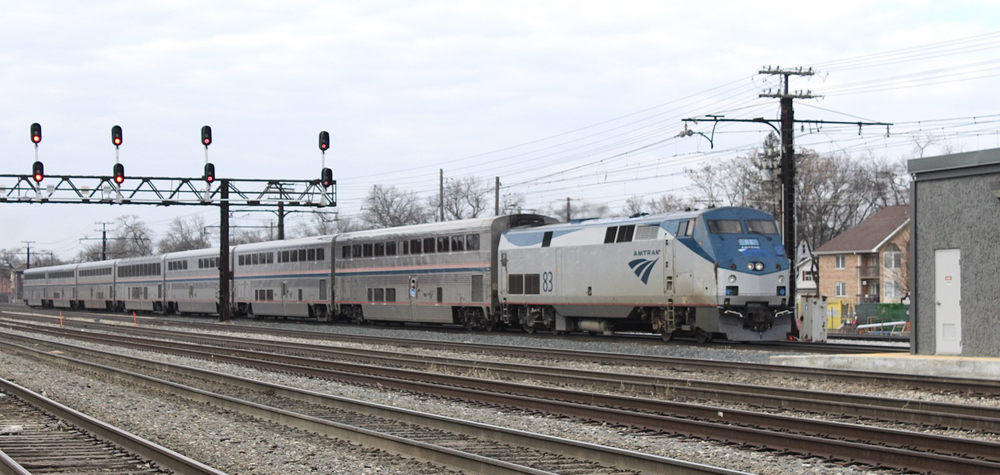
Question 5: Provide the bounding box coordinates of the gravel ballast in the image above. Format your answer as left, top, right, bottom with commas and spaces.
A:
0, 317, 944, 474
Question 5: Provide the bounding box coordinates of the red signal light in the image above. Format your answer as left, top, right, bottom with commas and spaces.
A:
30, 123, 42, 144
201, 125, 212, 147
203, 163, 216, 183
111, 125, 123, 146
321, 167, 333, 188
113, 163, 125, 184
319, 131, 330, 151
32, 161, 44, 183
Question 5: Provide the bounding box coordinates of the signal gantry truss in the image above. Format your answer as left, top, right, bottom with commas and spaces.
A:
0, 174, 336, 208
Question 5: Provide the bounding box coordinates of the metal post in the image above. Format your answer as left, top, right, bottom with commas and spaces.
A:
219, 180, 231, 322
495, 176, 500, 216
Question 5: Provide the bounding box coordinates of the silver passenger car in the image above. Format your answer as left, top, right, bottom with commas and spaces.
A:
77, 260, 116, 310
114, 255, 165, 312
163, 248, 225, 315
232, 235, 334, 320
334, 214, 555, 329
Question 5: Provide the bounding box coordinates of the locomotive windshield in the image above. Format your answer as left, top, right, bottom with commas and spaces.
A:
707, 220, 742, 234
746, 219, 778, 234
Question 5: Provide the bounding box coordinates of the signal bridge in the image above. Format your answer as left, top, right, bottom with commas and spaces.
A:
0, 174, 336, 208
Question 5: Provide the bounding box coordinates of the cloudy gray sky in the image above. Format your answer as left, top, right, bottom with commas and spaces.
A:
3, 1, 1000, 261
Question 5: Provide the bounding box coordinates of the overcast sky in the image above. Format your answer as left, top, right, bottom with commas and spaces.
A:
3, 1, 1000, 262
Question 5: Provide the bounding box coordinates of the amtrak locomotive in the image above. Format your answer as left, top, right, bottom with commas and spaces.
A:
22, 207, 792, 342
499, 207, 793, 342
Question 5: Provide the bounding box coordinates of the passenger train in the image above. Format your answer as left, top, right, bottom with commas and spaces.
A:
22, 207, 793, 341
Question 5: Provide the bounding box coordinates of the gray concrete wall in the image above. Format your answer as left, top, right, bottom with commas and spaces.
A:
914, 172, 1000, 357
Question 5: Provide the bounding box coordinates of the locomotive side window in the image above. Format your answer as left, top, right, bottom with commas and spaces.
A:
524, 274, 541, 294
746, 219, 778, 235
604, 227, 617, 244
708, 220, 742, 234
616, 225, 635, 243
373, 243, 384, 257
363, 244, 373, 257
410, 239, 422, 254
437, 236, 449, 253
352, 245, 362, 258
451, 235, 464, 251
423, 237, 436, 254
342, 246, 350, 259
542, 231, 552, 248
386, 241, 397, 256
508, 274, 524, 294
677, 219, 696, 237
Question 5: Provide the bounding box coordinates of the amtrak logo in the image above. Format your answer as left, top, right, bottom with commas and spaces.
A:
628, 258, 659, 284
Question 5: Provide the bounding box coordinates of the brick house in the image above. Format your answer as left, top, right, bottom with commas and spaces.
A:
814, 205, 910, 310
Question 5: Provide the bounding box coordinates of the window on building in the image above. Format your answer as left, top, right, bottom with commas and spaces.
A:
883, 244, 902, 269
884, 280, 902, 301
835, 255, 846, 269
835, 282, 846, 297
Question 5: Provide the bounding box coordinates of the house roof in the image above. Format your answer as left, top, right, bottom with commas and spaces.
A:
814, 205, 909, 254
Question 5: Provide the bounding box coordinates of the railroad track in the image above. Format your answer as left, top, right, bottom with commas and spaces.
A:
3, 321, 999, 474
2, 310, 990, 396
0, 376, 222, 475
0, 331, 732, 474
1, 304, 906, 354
3, 318, 991, 432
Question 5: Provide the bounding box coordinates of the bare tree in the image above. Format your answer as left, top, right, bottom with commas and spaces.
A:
294, 212, 340, 237
158, 215, 212, 252
427, 176, 492, 220
500, 191, 526, 215
77, 215, 154, 261
361, 185, 433, 229
0, 248, 22, 268
685, 135, 911, 252
621, 193, 696, 216
547, 199, 610, 221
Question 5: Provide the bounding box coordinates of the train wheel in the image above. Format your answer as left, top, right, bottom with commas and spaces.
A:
695, 330, 712, 344
660, 331, 674, 342
523, 323, 536, 334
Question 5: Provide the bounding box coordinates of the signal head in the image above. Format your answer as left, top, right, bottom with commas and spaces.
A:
111, 125, 123, 147
321, 167, 333, 188
319, 131, 330, 151
113, 163, 125, 184
31, 161, 44, 183
30, 123, 42, 144
201, 125, 212, 147
203, 163, 216, 183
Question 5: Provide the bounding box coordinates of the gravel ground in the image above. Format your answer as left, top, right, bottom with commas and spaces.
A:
0, 316, 956, 474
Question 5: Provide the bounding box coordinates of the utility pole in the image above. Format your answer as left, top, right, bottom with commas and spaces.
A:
758, 66, 816, 311
495, 177, 500, 216
439, 169, 445, 222
95, 221, 113, 260
565, 197, 571, 222
22, 241, 34, 269
681, 67, 891, 336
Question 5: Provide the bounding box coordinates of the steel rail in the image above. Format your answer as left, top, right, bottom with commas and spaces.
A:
5, 311, 995, 396
0, 376, 224, 475
3, 327, 998, 474
0, 335, 734, 475
5, 319, 993, 432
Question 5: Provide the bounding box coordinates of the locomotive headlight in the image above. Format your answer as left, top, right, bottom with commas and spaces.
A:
754, 262, 764, 271
747, 262, 754, 271
778, 275, 785, 283
728, 275, 737, 283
